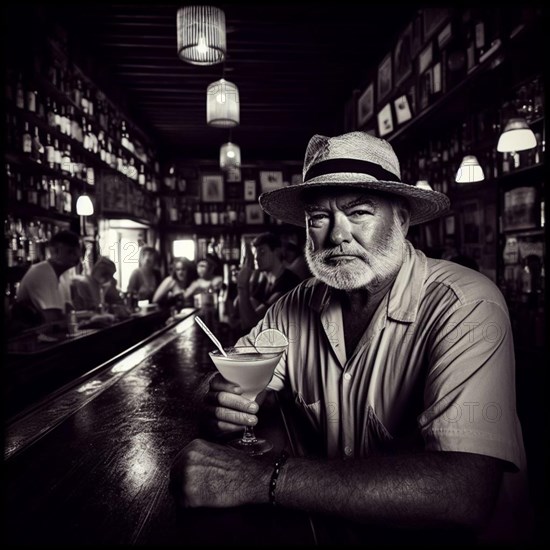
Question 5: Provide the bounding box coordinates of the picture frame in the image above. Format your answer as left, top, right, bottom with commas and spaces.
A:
432, 61, 442, 94
394, 24, 413, 88
357, 83, 374, 127
437, 21, 452, 49
502, 186, 538, 231
259, 170, 284, 193
422, 7, 449, 42
244, 179, 256, 201
245, 203, 264, 225
418, 68, 433, 111
226, 166, 241, 183
410, 13, 423, 57
201, 174, 224, 202
418, 41, 433, 74
377, 103, 394, 137
377, 54, 393, 104
394, 94, 413, 125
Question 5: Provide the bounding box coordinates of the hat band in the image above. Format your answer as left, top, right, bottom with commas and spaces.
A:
304, 158, 402, 183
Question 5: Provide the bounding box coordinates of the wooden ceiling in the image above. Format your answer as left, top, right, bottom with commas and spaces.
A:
47, 3, 417, 161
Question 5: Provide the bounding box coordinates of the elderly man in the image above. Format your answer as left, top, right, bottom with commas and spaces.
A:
170, 132, 531, 542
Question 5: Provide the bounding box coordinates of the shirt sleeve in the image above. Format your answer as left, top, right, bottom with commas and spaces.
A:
418, 299, 524, 471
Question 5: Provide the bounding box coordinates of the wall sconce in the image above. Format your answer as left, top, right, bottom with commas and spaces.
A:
497, 118, 537, 152
177, 6, 226, 65
220, 142, 241, 170
455, 155, 485, 183
207, 78, 239, 127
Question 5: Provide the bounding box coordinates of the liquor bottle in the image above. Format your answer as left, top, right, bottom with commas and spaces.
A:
26, 86, 37, 113
15, 73, 25, 109
22, 121, 32, 154
61, 143, 73, 175
53, 138, 62, 171
31, 126, 44, 163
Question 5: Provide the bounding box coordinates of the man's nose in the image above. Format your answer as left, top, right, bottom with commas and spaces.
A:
329, 212, 352, 246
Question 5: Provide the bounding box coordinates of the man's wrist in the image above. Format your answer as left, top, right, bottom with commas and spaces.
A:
248, 457, 273, 504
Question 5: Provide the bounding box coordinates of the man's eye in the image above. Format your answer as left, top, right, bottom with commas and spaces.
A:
307, 213, 328, 226
349, 209, 372, 218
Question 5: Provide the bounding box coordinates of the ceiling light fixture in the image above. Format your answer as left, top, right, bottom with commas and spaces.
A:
220, 141, 241, 170
177, 6, 226, 66
497, 117, 537, 152
207, 78, 239, 127
455, 155, 485, 183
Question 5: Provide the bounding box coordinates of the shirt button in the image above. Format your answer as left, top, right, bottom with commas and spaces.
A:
344, 446, 352, 456
344, 372, 352, 380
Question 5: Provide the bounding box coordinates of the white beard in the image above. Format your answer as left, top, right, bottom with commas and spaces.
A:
305, 213, 406, 291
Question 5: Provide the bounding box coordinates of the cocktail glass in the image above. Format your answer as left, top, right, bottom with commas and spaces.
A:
209, 345, 287, 456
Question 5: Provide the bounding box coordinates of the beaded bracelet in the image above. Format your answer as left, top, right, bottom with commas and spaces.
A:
269, 450, 289, 506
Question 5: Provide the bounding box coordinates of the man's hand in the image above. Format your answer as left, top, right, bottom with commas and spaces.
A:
169, 439, 271, 508
201, 373, 259, 436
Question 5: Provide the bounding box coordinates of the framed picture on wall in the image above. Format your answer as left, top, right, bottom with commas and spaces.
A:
244, 179, 256, 201
422, 7, 449, 41
411, 13, 423, 57
394, 24, 413, 88
377, 103, 394, 137
377, 54, 393, 103
245, 203, 264, 225
357, 83, 374, 126
259, 171, 284, 193
201, 174, 224, 202
394, 94, 413, 125
418, 42, 433, 74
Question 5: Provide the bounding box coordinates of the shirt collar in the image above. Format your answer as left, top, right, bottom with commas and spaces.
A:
307, 240, 427, 323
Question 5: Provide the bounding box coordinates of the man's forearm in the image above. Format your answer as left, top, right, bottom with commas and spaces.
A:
275, 451, 502, 530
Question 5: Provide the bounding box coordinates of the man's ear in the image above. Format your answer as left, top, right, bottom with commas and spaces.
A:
395, 203, 411, 235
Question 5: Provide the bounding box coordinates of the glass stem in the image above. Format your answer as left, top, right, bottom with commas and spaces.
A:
241, 425, 258, 444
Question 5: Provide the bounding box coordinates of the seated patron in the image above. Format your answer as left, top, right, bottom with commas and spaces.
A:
71, 256, 128, 318
127, 246, 162, 302
153, 257, 197, 309
183, 254, 223, 305
13, 230, 82, 330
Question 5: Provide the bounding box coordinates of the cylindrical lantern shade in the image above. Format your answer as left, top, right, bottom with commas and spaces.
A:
207, 79, 240, 127
455, 155, 485, 183
177, 6, 226, 66
220, 142, 241, 170
76, 194, 94, 216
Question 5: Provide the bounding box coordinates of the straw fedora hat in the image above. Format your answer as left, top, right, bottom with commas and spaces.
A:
259, 132, 450, 226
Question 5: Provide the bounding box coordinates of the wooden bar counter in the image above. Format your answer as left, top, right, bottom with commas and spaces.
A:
3, 309, 317, 546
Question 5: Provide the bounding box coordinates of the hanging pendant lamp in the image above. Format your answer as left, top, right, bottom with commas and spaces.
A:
455, 155, 485, 183
76, 193, 94, 216
177, 6, 226, 66
207, 79, 240, 127
220, 142, 241, 170
497, 118, 537, 152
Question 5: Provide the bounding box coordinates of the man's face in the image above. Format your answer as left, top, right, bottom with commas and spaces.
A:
253, 244, 276, 272
93, 266, 115, 285
303, 189, 406, 291
197, 261, 211, 279
51, 243, 81, 271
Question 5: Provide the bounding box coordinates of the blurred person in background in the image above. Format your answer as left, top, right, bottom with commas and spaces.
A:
127, 245, 161, 302
153, 257, 197, 309
13, 230, 82, 330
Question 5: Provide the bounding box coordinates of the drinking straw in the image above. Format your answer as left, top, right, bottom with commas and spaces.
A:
194, 316, 228, 357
